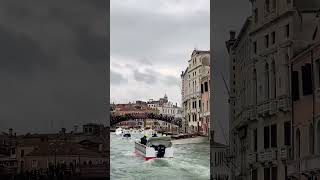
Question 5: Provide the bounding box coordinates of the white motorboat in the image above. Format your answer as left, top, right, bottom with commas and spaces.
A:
134, 136, 174, 160
122, 130, 131, 138
115, 128, 123, 136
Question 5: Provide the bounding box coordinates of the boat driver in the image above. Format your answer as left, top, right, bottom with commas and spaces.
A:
140, 135, 147, 145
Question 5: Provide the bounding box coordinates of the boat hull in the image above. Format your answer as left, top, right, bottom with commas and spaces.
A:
134, 142, 173, 160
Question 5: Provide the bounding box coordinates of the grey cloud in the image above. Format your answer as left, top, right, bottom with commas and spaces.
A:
0, 0, 108, 133
133, 69, 158, 84
162, 75, 180, 87
111, 70, 128, 85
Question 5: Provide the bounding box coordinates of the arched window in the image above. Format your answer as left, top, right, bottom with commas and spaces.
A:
296, 129, 301, 159
265, 63, 270, 99
310, 124, 314, 155
272, 61, 276, 98
253, 69, 257, 104
317, 121, 320, 154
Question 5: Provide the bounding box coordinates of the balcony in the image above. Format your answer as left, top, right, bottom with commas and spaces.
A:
257, 100, 277, 116
287, 160, 300, 177
278, 97, 291, 112
248, 152, 258, 165
259, 149, 277, 163
302, 155, 320, 173
280, 146, 291, 160
287, 155, 320, 177
247, 107, 257, 120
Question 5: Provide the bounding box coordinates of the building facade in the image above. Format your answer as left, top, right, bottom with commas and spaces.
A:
181, 49, 210, 133
200, 64, 210, 136
287, 18, 320, 179
226, 1, 320, 179
212, 142, 230, 180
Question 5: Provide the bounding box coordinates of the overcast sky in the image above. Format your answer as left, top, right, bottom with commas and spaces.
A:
0, 0, 107, 134
212, 0, 250, 143
110, 0, 210, 105
110, 0, 251, 144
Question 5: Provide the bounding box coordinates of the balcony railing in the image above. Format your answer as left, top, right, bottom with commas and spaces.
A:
259, 149, 277, 162
287, 155, 320, 177
257, 100, 277, 116
302, 155, 320, 173
248, 106, 257, 120
287, 160, 300, 176
248, 152, 258, 165
280, 146, 291, 160
278, 97, 291, 112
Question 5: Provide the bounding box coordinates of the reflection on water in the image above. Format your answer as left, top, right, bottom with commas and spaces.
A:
110, 133, 210, 180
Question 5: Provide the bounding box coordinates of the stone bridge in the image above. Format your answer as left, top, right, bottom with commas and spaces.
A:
110, 113, 182, 127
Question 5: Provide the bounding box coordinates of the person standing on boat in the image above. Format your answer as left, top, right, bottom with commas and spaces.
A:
140, 135, 147, 145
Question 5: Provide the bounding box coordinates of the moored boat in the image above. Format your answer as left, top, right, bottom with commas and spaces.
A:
115, 128, 123, 136
134, 136, 173, 160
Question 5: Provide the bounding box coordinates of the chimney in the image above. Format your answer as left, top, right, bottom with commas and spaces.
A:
226, 30, 237, 53
9, 128, 13, 137
230, 31, 236, 40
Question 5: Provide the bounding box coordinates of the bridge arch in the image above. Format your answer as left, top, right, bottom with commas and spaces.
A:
110, 113, 182, 127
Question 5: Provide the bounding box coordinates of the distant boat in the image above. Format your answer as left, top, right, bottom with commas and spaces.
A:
115, 128, 123, 136
122, 130, 131, 139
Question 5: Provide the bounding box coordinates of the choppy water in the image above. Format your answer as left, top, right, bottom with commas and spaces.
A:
110, 133, 210, 180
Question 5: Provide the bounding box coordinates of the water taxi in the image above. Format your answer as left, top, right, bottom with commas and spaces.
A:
134, 136, 174, 160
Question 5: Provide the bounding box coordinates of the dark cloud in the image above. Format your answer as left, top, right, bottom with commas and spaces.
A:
0, 0, 108, 133
0, 26, 55, 74
111, 70, 128, 85
133, 69, 158, 84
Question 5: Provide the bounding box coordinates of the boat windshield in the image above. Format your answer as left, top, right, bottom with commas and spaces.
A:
147, 136, 172, 147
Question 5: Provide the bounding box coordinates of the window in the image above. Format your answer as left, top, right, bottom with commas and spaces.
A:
285, 24, 290, 38
265, 0, 270, 12
252, 169, 258, 180
204, 82, 208, 92
21, 150, 25, 157
265, 63, 270, 99
233, 66, 235, 70
264, 167, 271, 180
317, 60, 320, 87
292, 71, 300, 101
32, 160, 38, 168
271, 124, 277, 148
264, 126, 270, 149
271, 32, 276, 44
201, 84, 204, 93
273, 0, 276, 9
254, 9, 258, 23
11, 148, 15, 155
254, 128, 258, 152
264, 34, 269, 48
301, 64, 312, 95
284, 121, 291, 146
253, 41, 257, 54
199, 100, 201, 108
272, 166, 278, 180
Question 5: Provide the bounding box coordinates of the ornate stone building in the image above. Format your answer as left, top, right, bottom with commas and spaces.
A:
181, 49, 210, 133
226, 0, 320, 179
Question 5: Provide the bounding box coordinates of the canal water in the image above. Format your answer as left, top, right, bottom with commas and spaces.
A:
110, 133, 210, 180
